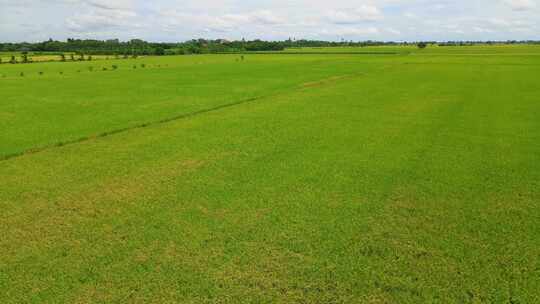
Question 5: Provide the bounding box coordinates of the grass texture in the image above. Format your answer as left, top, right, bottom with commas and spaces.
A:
1, 46, 539, 303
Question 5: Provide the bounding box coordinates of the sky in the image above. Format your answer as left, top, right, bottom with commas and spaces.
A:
1, 0, 539, 42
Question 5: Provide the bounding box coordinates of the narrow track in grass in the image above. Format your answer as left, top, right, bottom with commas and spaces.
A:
0, 72, 366, 162
217, 51, 403, 55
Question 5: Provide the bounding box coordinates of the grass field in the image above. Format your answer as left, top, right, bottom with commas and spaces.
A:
284, 44, 540, 55
1, 46, 540, 303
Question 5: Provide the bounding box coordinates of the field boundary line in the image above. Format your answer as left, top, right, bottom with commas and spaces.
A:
299, 73, 365, 88
215, 51, 403, 55
0, 72, 367, 162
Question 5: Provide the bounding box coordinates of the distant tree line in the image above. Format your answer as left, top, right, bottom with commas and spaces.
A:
1, 38, 539, 57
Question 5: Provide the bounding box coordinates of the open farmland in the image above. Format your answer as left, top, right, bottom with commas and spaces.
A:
1, 46, 540, 303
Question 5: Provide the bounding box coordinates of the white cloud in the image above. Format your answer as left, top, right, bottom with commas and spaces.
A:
487, 17, 534, 30
326, 5, 382, 24
62, 0, 139, 33
404, 12, 417, 19
472, 26, 494, 33
504, 0, 536, 11
0, 0, 539, 42
320, 26, 380, 37
66, 9, 138, 32
83, 0, 135, 10
503, 0, 536, 11
386, 28, 401, 35
160, 9, 284, 34
249, 10, 284, 25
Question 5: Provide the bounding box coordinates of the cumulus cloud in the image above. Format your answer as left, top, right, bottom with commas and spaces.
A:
61, 0, 141, 34
386, 28, 401, 35
66, 9, 138, 32
84, 0, 134, 10
326, 5, 382, 24
503, 0, 537, 11
0, 0, 539, 42
249, 10, 284, 25
160, 9, 284, 34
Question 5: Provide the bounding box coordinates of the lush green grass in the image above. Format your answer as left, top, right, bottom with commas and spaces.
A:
284, 45, 415, 54
1, 46, 539, 303
0, 54, 387, 159
285, 44, 540, 55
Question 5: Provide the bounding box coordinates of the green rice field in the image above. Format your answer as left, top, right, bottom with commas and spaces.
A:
1, 46, 539, 303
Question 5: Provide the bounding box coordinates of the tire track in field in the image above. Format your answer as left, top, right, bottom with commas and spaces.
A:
0, 71, 368, 162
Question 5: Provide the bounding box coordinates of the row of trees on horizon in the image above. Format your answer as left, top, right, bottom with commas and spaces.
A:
1, 38, 539, 57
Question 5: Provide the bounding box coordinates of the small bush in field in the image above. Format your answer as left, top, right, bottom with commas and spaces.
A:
39, 71, 43, 75
141, 64, 146, 68
112, 65, 118, 70
20, 72, 24, 77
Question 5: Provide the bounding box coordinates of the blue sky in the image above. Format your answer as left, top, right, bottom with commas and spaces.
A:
1, 0, 539, 42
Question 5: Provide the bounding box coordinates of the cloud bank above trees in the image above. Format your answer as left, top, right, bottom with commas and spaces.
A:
0, 0, 538, 42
